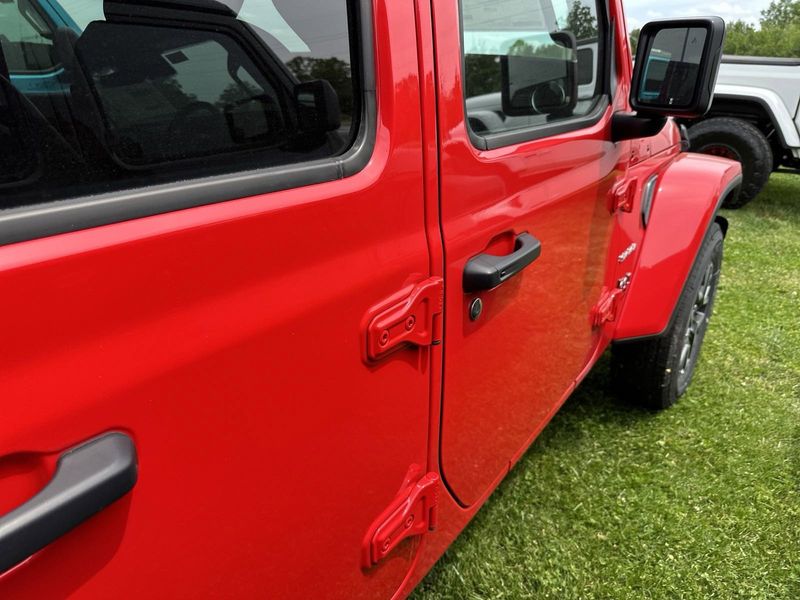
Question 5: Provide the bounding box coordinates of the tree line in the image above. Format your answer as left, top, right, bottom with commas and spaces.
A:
630, 0, 800, 58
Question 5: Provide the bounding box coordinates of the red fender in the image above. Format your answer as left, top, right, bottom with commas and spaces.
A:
613, 152, 742, 341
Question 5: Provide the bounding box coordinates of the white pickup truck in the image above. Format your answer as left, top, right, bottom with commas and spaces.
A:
686, 55, 800, 207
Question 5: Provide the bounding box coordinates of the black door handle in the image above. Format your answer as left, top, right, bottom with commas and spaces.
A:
463, 232, 542, 293
0, 432, 138, 574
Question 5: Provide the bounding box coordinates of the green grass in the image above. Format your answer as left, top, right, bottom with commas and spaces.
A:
413, 173, 800, 600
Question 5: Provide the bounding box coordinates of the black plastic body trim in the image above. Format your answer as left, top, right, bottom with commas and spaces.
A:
0, 1, 376, 247
461, 0, 613, 151
611, 112, 667, 142
0, 432, 138, 574
463, 232, 542, 293
640, 174, 658, 227
614, 173, 743, 345
721, 55, 800, 66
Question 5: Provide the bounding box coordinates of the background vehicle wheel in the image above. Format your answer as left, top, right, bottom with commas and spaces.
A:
688, 117, 772, 208
611, 223, 724, 410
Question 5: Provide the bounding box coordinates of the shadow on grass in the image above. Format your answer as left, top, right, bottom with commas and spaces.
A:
515, 352, 658, 460
731, 172, 800, 223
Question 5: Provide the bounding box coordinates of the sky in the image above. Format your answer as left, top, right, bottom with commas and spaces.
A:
624, 0, 774, 32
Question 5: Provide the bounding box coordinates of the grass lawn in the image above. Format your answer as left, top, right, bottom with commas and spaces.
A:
413, 173, 800, 600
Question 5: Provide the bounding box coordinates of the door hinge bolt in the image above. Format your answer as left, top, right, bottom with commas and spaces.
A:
592, 287, 626, 328
365, 277, 444, 362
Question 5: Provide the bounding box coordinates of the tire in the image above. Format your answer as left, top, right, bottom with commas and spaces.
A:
611, 223, 724, 410
688, 117, 772, 208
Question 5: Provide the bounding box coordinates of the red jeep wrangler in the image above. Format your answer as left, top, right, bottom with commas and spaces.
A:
0, 0, 741, 598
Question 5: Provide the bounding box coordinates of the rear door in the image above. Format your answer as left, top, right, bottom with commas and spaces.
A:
433, 0, 626, 506
0, 1, 432, 598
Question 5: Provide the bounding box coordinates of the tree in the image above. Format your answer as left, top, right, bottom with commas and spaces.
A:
508, 39, 536, 56
701, 1, 800, 57
723, 17, 800, 57
464, 55, 501, 98
723, 20, 759, 55
760, 0, 800, 28
286, 56, 353, 117
216, 81, 262, 108
629, 28, 640, 56
564, 0, 598, 40
630, 0, 799, 58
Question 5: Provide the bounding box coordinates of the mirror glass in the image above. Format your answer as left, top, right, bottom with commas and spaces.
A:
638, 27, 707, 108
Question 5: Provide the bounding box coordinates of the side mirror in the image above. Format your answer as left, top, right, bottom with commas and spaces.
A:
501, 31, 578, 118
631, 17, 726, 118
294, 79, 341, 134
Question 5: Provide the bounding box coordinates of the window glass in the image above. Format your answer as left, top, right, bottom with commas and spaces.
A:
461, 0, 604, 137
0, 82, 36, 185
0, 0, 57, 74
0, 0, 360, 210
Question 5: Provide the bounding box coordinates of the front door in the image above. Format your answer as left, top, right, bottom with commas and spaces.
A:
434, 0, 626, 506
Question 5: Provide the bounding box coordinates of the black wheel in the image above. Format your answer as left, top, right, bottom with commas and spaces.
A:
611, 223, 724, 410
688, 117, 772, 208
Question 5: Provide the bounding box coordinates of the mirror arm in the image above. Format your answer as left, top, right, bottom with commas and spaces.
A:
611, 112, 668, 143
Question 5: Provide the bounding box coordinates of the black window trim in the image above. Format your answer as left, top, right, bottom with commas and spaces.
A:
0, 0, 375, 247
460, 0, 613, 151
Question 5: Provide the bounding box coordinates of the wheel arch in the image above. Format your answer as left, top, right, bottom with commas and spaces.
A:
613, 153, 742, 342
714, 214, 729, 238
706, 89, 800, 150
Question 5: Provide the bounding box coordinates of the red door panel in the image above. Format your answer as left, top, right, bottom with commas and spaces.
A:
432, 1, 624, 507
0, 2, 431, 598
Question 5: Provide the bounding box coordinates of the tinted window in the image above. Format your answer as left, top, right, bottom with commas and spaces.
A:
0, 0, 57, 74
0, 81, 36, 185
0, 0, 360, 210
461, 0, 605, 137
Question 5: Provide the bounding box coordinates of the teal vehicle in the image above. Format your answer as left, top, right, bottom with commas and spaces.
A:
640, 51, 671, 101
0, 0, 85, 95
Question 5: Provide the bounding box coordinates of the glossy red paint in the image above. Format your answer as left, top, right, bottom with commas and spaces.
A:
0, 3, 433, 599
613, 152, 742, 341
0, 0, 741, 598
364, 277, 443, 362
433, 0, 626, 507
397, 0, 740, 596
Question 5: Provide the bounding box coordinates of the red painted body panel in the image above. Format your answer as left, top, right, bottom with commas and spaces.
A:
0, 0, 742, 598
0, 3, 434, 599
432, 0, 626, 508
613, 152, 742, 341
398, 2, 648, 594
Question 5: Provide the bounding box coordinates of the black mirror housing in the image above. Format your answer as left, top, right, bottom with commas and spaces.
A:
295, 79, 341, 134
631, 17, 726, 119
